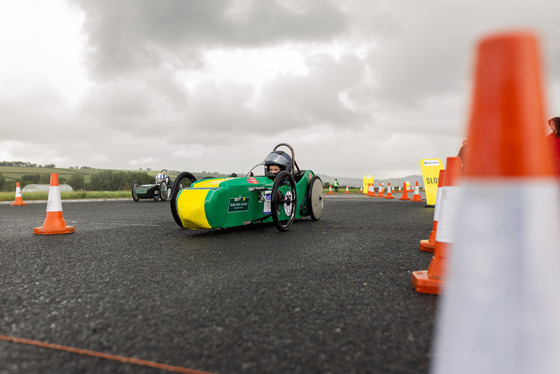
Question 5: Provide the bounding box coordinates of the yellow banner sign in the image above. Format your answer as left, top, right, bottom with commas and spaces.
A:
362, 175, 374, 194
420, 159, 443, 206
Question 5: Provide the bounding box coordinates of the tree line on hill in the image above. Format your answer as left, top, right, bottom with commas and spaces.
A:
0, 171, 155, 192
0, 161, 56, 168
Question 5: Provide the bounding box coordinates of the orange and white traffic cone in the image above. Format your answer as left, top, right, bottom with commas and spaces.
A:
384, 182, 394, 199
376, 183, 384, 197
419, 169, 446, 252
432, 32, 560, 374
328, 185, 333, 195
411, 157, 461, 294
345, 186, 349, 194
360, 186, 363, 194
11, 182, 27, 206
33, 173, 75, 235
370, 184, 376, 196
399, 182, 411, 201
410, 181, 422, 202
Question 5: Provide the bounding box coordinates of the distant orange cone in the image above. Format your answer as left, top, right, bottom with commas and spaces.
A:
11, 182, 27, 206
376, 183, 384, 197
411, 157, 461, 294
33, 173, 75, 235
419, 169, 446, 252
410, 181, 422, 202
399, 182, 410, 201
360, 186, 363, 194
328, 185, 333, 195
384, 182, 394, 199
432, 32, 560, 374
345, 186, 349, 194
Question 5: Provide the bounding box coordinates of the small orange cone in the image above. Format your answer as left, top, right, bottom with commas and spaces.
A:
399, 182, 410, 201
11, 182, 27, 206
432, 32, 560, 374
345, 186, 349, 194
376, 183, 384, 197
410, 181, 422, 202
33, 173, 75, 235
411, 157, 461, 294
419, 169, 446, 252
360, 186, 363, 194
328, 185, 333, 195
384, 182, 394, 199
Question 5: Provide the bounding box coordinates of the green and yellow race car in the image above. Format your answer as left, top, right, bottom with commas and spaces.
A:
170, 144, 324, 232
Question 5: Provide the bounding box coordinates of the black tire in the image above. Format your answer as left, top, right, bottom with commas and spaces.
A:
271, 171, 297, 232
170, 172, 197, 228
160, 181, 168, 201
131, 181, 140, 202
308, 176, 323, 221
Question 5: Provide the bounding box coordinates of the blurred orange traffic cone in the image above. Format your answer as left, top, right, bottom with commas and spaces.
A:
11, 182, 27, 206
411, 157, 461, 294
33, 173, 75, 235
360, 186, 363, 194
432, 32, 560, 374
419, 169, 446, 252
376, 183, 384, 197
410, 181, 422, 202
345, 186, 349, 194
399, 182, 411, 200
384, 182, 394, 199
328, 185, 333, 195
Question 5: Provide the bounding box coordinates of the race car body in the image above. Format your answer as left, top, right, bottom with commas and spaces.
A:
170, 144, 324, 232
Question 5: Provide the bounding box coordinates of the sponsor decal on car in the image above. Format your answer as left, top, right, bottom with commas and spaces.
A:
228, 197, 250, 212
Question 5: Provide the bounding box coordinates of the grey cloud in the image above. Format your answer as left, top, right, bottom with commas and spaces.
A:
162, 53, 368, 147
254, 54, 367, 130
81, 69, 188, 134
75, 0, 349, 80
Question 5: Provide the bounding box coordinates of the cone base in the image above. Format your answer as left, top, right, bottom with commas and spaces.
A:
33, 211, 75, 235
399, 197, 411, 201
33, 225, 75, 235
419, 240, 435, 252
411, 196, 422, 202
411, 270, 442, 295
11, 202, 27, 206
384, 195, 394, 199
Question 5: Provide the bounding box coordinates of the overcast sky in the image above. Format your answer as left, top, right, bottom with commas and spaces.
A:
1, 0, 559, 178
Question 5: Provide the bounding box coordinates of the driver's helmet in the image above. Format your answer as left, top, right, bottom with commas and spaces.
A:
264, 150, 292, 178
155, 169, 168, 184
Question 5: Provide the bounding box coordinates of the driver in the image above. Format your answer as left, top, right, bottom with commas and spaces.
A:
264, 151, 292, 179
155, 169, 171, 185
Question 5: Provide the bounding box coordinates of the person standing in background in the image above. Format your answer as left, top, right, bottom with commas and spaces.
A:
547, 117, 560, 175
457, 139, 468, 168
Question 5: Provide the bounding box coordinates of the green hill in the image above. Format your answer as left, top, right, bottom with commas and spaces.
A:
0, 165, 234, 192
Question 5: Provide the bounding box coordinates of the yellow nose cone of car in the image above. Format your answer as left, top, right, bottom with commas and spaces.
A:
176, 188, 212, 230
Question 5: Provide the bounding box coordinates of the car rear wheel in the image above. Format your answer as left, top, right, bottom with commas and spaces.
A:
271, 171, 297, 232
131, 181, 139, 202
308, 176, 323, 221
170, 172, 197, 228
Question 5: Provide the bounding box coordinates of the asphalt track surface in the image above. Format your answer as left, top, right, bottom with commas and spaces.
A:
0, 194, 437, 374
